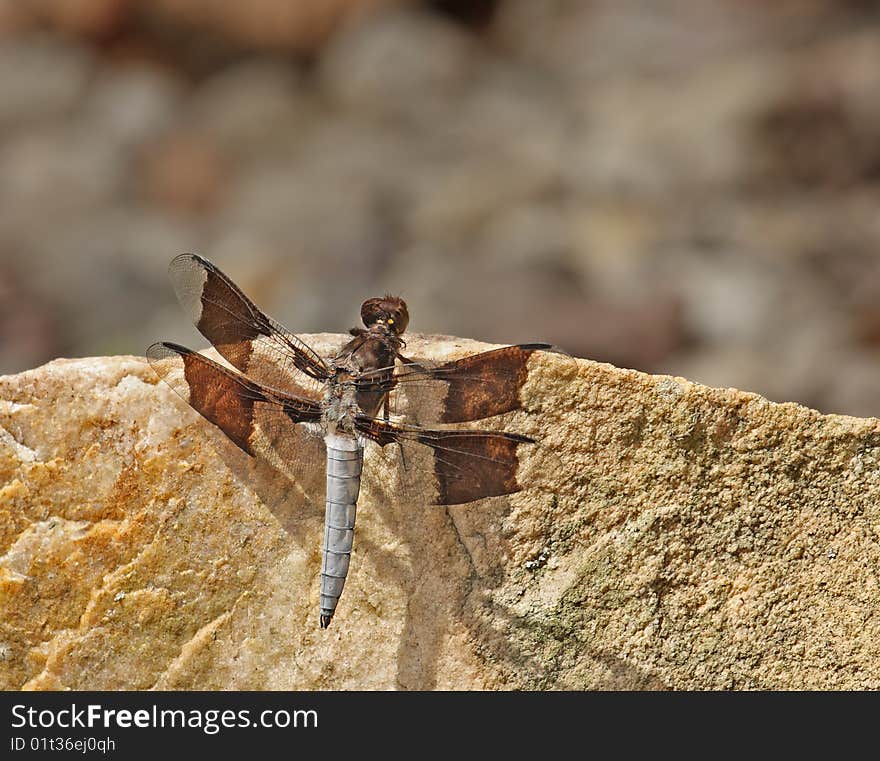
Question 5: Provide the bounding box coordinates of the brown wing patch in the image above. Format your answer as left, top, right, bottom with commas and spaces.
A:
193, 262, 261, 373
367, 343, 548, 425
147, 342, 321, 457
422, 429, 530, 505
436, 344, 546, 423
356, 416, 532, 505
182, 347, 259, 454
168, 253, 330, 392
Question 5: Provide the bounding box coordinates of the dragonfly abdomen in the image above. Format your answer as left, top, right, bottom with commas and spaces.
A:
319, 434, 363, 628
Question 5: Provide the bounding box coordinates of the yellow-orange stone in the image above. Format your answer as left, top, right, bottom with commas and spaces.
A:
2, 335, 880, 689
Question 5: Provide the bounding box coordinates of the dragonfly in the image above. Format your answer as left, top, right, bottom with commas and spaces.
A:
147, 254, 552, 628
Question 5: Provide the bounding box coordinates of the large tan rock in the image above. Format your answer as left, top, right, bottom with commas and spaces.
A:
2, 335, 880, 690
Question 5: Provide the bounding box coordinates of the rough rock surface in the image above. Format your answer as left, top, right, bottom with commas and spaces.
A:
2, 336, 880, 690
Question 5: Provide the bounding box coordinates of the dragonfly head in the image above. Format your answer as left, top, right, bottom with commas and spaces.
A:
360, 295, 409, 336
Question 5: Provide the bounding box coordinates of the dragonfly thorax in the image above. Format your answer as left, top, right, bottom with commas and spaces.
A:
322, 370, 360, 436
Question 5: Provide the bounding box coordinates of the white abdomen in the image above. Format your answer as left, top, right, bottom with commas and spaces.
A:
319, 433, 363, 628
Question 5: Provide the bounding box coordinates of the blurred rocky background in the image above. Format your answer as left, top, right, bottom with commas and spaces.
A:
1, 0, 880, 416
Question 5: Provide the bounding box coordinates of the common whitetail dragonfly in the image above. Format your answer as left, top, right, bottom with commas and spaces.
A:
148, 254, 551, 628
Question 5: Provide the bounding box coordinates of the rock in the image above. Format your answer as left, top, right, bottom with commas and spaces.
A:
0, 126, 124, 224
0, 268, 58, 375
140, 130, 226, 214
0, 36, 93, 128
25, 0, 129, 39
82, 64, 183, 150
148, 0, 406, 52
5, 208, 203, 371
749, 30, 880, 189
217, 155, 394, 332
0, 2, 31, 37
319, 7, 475, 113
186, 61, 314, 160
19, 0, 407, 51
3, 342, 880, 690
